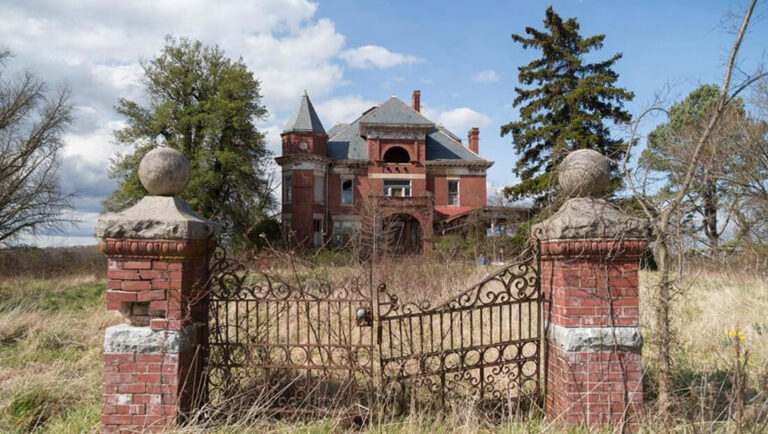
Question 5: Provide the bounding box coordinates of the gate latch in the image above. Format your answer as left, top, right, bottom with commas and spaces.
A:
356, 307, 372, 327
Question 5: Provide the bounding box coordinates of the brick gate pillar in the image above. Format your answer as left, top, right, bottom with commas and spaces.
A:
96, 148, 218, 433
534, 150, 648, 430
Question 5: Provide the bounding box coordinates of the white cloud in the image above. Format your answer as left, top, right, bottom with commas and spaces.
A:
472, 69, 499, 83
422, 107, 492, 135
340, 45, 423, 69
0, 0, 402, 246
315, 95, 377, 127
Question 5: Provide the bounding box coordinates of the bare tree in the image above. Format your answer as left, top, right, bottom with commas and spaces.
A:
622, 0, 763, 419
0, 49, 74, 246
721, 81, 768, 258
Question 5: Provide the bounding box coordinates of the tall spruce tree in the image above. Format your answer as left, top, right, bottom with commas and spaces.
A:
501, 6, 634, 201
105, 36, 274, 248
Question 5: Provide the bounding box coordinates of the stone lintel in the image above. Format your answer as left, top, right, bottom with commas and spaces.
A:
104, 323, 203, 354
96, 196, 219, 241
546, 322, 643, 352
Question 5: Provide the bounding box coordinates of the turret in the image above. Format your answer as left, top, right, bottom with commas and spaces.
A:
281, 90, 328, 156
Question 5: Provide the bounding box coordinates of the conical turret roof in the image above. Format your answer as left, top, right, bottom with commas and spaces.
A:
282, 91, 326, 135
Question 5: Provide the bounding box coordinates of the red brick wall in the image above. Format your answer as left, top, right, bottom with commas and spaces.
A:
546, 346, 643, 428
281, 132, 327, 156
283, 169, 320, 245
540, 258, 640, 328
102, 351, 202, 433
429, 175, 486, 208
100, 239, 211, 432
102, 240, 211, 330
540, 239, 646, 429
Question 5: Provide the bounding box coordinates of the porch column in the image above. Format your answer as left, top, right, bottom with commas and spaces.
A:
534, 150, 648, 430
96, 148, 218, 432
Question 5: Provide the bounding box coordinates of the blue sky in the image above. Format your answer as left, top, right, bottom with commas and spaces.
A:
1, 0, 765, 246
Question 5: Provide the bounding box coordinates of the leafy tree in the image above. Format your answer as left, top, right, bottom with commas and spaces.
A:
641, 85, 746, 254
501, 6, 634, 201
0, 49, 74, 246
105, 36, 274, 248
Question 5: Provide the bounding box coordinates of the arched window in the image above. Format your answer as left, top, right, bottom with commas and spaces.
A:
382, 146, 410, 163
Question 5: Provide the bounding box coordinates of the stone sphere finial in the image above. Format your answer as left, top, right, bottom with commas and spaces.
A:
558, 149, 611, 198
138, 147, 190, 196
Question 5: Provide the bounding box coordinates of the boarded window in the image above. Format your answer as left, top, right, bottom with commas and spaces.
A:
313, 218, 323, 246
314, 175, 324, 203
283, 174, 292, 203
448, 180, 459, 206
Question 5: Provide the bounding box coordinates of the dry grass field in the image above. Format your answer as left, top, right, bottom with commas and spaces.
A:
0, 258, 767, 433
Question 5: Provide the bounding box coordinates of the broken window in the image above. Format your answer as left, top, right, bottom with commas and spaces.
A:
383, 179, 411, 197
341, 178, 353, 205
448, 179, 459, 206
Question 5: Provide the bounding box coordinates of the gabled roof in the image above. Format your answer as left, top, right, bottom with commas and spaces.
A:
359, 96, 434, 127
282, 91, 326, 135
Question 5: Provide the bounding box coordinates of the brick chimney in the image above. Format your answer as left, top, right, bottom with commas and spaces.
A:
412, 90, 421, 112
468, 127, 479, 154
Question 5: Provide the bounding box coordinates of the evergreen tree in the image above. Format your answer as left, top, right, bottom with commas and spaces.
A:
501, 6, 634, 201
105, 36, 274, 248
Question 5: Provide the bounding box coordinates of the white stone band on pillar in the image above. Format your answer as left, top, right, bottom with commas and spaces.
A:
104, 323, 203, 354
546, 322, 643, 352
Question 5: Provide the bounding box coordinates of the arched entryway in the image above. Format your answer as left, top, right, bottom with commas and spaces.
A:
383, 213, 423, 254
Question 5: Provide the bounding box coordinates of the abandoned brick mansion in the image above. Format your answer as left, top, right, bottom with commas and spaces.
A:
277, 90, 493, 253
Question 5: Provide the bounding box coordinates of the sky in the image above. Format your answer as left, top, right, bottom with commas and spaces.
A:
1, 0, 766, 247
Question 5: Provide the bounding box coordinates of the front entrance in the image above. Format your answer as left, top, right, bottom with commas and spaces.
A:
385, 214, 422, 254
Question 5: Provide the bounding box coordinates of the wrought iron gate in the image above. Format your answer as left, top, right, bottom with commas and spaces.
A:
376, 252, 541, 411
206, 250, 375, 417
205, 249, 541, 417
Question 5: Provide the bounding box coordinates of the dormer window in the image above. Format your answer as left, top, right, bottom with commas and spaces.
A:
383, 146, 410, 163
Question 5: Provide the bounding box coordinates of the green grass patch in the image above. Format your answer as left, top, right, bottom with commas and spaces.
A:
0, 280, 104, 313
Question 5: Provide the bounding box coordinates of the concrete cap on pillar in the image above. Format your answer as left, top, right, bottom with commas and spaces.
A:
96, 147, 219, 241
533, 149, 648, 241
